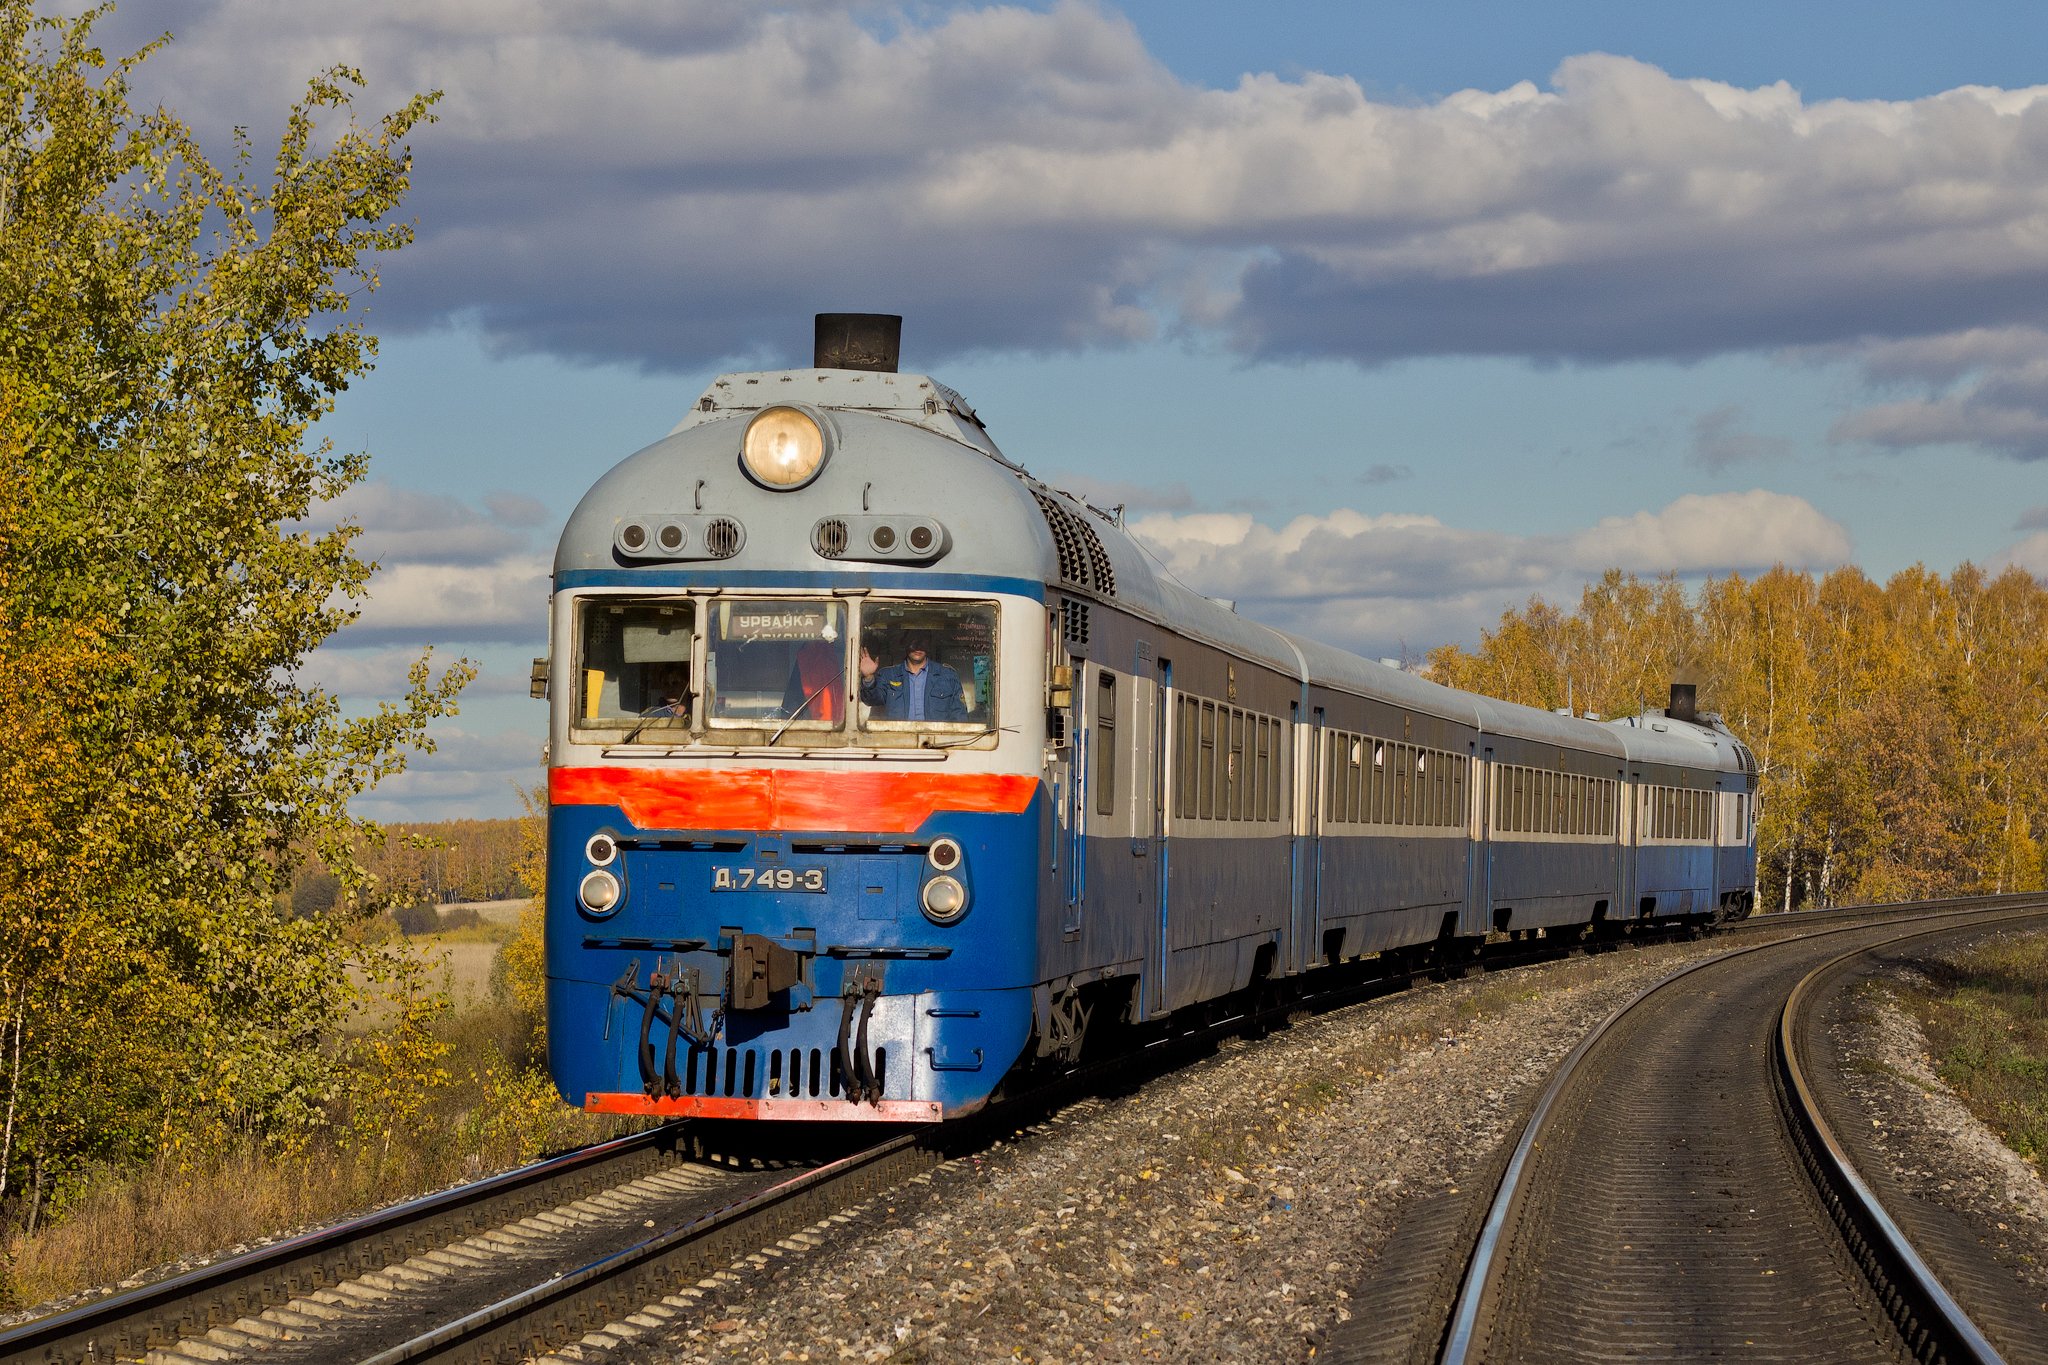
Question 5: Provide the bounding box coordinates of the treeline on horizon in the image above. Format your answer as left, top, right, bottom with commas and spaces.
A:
1426, 564, 2048, 912
289, 818, 532, 918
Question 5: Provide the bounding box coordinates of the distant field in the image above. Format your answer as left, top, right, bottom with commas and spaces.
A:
424, 939, 501, 1007
443, 898, 531, 927
348, 926, 515, 1028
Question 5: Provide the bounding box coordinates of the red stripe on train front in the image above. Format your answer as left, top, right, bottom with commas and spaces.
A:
583, 1091, 943, 1122
550, 767, 1037, 835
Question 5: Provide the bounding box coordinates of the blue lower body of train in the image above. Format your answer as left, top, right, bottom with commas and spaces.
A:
545, 778, 1042, 1122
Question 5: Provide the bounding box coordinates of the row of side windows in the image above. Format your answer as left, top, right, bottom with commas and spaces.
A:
1323, 732, 1467, 829
1173, 694, 1285, 823
1494, 766, 1618, 837
1095, 679, 1750, 846
1645, 785, 1714, 841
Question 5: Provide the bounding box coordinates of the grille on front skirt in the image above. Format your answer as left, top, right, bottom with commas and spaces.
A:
671, 1044, 888, 1099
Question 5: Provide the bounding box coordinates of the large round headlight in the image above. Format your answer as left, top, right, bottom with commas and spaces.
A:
920, 874, 967, 924
740, 406, 827, 489
579, 869, 622, 915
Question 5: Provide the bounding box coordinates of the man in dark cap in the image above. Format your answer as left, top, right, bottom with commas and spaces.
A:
859, 630, 969, 722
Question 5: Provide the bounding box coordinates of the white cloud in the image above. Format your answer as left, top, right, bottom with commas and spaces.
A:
105, 4, 2048, 377
1994, 530, 2048, 577
298, 645, 537, 700
343, 554, 551, 645
302, 482, 552, 645
352, 727, 546, 823
1566, 491, 1850, 572
1131, 490, 1850, 654
323, 482, 538, 566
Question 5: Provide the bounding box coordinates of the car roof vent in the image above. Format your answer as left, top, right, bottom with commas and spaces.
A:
1032, 489, 1116, 596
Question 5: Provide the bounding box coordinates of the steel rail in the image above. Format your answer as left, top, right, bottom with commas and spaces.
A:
357, 1133, 932, 1364
1436, 897, 2047, 1365
1770, 912, 2048, 1365
0, 1122, 691, 1365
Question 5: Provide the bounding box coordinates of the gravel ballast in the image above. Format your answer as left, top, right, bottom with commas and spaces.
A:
610, 939, 1735, 1364
1836, 953, 2048, 1305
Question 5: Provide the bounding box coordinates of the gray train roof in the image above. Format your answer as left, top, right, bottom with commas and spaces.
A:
556, 366, 1750, 776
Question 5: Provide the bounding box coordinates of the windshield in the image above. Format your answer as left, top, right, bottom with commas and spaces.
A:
570, 594, 999, 746
706, 598, 848, 729
575, 599, 695, 730
858, 599, 998, 731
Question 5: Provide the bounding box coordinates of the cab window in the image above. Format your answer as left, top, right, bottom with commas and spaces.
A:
575, 599, 695, 730
857, 600, 998, 730
705, 598, 848, 729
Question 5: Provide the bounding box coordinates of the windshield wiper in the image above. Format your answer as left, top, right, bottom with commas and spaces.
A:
617, 694, 694, 747
767, 675, 843, 747
919, 725, 1011, 749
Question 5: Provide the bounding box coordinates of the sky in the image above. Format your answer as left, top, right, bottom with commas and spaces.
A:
83, 0, 2048, 821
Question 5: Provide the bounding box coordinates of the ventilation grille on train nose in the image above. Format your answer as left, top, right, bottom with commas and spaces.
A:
703, 517, 743, 558
668, 1044, 887, 1100
813, 518, 849, 558
1031, 489, 1116, 596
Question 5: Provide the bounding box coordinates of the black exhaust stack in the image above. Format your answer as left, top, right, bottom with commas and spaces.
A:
814, 313, 902, 372
1668, 683, 1697, 724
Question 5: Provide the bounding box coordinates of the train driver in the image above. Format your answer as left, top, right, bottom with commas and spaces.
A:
859, 631, 969, 722
641, 665, 689, 720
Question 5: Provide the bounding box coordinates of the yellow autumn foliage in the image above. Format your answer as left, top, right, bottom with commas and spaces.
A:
1428, 565, 2048, 910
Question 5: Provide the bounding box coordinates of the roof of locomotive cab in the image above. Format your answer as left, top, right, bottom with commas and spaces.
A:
554, 369, 1056, 579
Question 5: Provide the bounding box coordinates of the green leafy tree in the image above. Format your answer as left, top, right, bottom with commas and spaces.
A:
0, 3, 468, 1225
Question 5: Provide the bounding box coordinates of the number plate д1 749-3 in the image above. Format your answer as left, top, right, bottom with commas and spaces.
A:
710, 865, 827, 893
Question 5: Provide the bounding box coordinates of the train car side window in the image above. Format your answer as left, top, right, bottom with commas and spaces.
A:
1198, 701, 1217, 820
1094, 671, 1116, 817
574, 598, 696, 732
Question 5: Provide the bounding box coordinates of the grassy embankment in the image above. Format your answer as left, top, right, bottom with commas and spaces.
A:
1896, 929, 2048, 1163
2, 903, 633, 1309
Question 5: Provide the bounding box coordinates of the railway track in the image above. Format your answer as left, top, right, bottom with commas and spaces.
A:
10, 896, 2039, 1364
0, 1123, 925, 1365
1324, 895, 2048, 1365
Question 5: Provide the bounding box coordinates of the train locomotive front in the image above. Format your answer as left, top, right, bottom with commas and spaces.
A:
542, 321, 1052, 1122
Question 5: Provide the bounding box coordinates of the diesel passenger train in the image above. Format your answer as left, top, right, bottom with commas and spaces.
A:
540, 315, 1757, 1123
